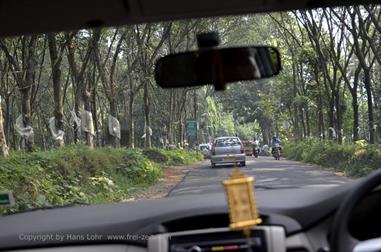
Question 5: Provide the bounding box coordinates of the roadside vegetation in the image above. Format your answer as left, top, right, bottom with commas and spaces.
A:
284, 138, 381, 177
0, 145, 203, 215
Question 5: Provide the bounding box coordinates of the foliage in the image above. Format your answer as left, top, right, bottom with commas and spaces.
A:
143, 149, 169, 163
235, 122, 261, 140
283, 138, 381, 177
0, 145, 203, 215
158, 149, 204, 166
205, 96, 236, 137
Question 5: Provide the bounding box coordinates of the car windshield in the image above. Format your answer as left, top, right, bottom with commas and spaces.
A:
0, 4, 380, 215
215, 138, 241, 147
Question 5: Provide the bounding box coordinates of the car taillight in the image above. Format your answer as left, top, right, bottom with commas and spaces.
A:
212, 144, 216, 155
240, 142, 244, 153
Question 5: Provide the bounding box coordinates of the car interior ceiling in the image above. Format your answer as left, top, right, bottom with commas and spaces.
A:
0, 0, 379, 37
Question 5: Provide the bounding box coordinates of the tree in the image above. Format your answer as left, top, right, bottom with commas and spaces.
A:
0, 96, 9, 157
0, 35, 39, 151
47, 33, 69, 147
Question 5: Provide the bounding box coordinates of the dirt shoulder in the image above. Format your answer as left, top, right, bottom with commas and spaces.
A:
128, 160, 208, 200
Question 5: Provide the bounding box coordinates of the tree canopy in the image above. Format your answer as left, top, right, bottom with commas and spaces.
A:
0, 5, 380, 156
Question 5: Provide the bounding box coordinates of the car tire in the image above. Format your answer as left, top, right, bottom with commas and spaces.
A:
211, 162, 216, 168
240, 161, 246, 167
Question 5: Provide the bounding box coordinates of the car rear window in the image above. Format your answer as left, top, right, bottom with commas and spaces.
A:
215, 138, 241, 147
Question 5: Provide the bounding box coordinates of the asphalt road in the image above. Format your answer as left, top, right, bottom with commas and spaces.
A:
167, 156, 352, 197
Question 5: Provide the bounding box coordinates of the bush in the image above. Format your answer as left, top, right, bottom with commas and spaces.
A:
159, 149, 204, 165
283, 138, 381, 177
0, 145, 203, 215
143, 149, 168, 163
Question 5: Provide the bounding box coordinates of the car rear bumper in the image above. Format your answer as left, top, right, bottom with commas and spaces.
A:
211, 154, 246, 164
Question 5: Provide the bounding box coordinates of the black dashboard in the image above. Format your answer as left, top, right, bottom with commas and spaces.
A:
1, 178, 380, 252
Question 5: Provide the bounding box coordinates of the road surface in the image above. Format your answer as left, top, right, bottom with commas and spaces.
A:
167, 156, 352, 197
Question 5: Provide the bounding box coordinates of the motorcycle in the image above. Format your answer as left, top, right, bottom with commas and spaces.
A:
253, 144, 260, 158
272, 143, 281, 160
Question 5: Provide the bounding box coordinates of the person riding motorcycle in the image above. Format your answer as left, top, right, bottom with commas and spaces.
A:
271, 136, 281, 146
271, 136, 281, 153
252, 137, 260, 158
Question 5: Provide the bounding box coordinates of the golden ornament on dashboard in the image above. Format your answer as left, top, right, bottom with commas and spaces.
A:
223, 167, 262, 237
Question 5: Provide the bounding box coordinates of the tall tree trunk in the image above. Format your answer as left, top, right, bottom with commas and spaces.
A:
0, 96, 9, 157
167, 89, 173, 145
20, 88, 33, 151
193, 89, 198, 147
292, 63, 301, 140
328, 96, 335, 139
92, 87, 99, 147
179, 116, 183, 148
4, 95, 10, 146
94, 29, 123, 148
143, 81, 151, 148
109, 98, 120, 148
83, 89, 94, 148
128, 93, 135, 148
305, 106, 311, 137
300, 106, 306, 138
318, 96, 325, 139
48, 34, 64, 147
364, 69, 375, 143
335, 90, 342, 144
66, 31, 98, 145
261, 128, 269, 145
21, 36, 38, 151
352, 95, 360, 142
67, 42, 82, 144
315, 69, 325, 139
73, 96, 81, 143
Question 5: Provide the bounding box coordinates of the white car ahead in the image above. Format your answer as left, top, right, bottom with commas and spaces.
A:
210, 137, 246, 168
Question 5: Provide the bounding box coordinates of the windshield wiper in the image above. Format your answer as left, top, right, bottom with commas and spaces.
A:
4, 201, 89, 216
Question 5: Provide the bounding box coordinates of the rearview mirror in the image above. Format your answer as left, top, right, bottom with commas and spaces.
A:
155, 46, 281, 90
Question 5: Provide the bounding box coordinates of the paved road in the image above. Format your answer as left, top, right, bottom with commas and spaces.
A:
168, 156, 352, 197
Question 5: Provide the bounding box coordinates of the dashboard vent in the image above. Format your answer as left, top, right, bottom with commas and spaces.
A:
287, 248, 309, 252
162, 214, 230, 232
162, 214, 269, 233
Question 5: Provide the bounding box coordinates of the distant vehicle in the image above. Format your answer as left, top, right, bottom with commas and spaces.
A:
198, 144, 210, 158
261, 144, 270, 156
210, 137, 246, 168
242, 140, 253, 156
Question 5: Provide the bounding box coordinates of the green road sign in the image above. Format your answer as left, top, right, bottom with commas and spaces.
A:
0, 192, 15, 207
186, 120, 198, 138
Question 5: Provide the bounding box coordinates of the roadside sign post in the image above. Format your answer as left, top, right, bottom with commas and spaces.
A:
186, 120, 198, 148
0, 192, 15, 208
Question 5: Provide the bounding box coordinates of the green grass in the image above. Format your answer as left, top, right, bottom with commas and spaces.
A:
283, 138, 381, 177
0, 145, 203, 215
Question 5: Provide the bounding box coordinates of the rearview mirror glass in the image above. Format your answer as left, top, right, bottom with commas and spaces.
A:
155, 46, 281, 88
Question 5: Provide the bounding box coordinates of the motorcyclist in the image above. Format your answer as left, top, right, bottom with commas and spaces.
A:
271, 136, 281, 154
252, 137, 260, 158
